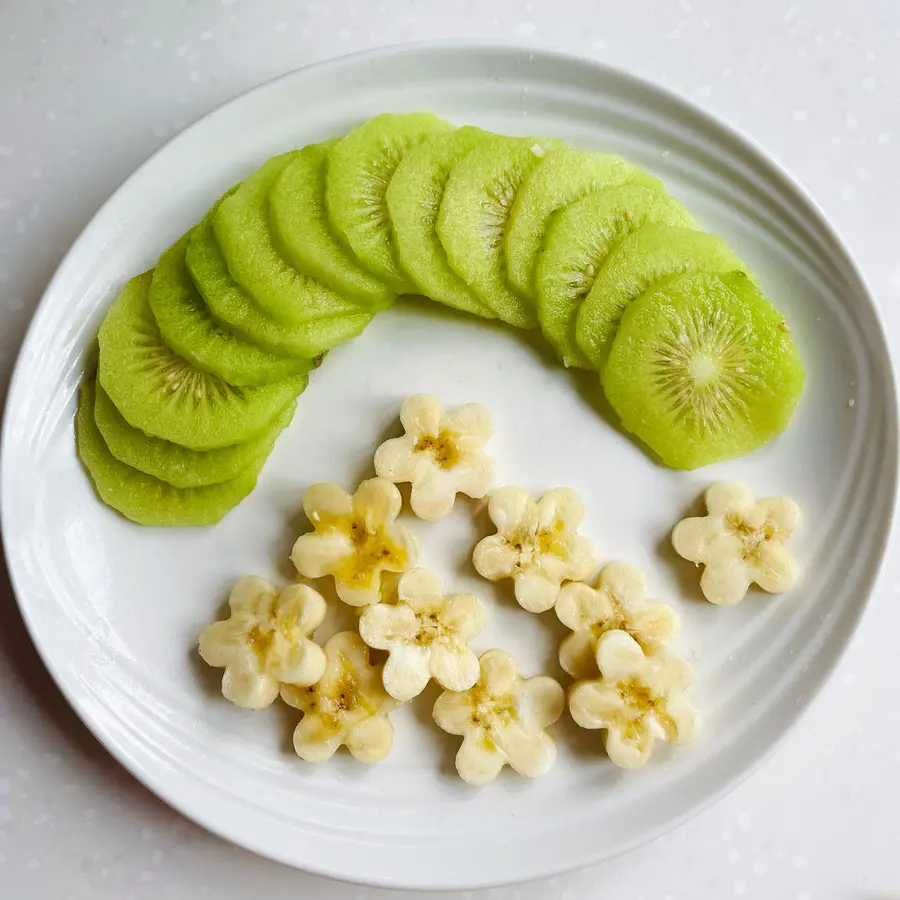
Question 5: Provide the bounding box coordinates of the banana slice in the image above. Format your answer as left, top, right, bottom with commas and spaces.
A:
433, 649, 564, 786
291, 478, 419, 607
281, 631, 397, 764
374, 394, 494, 520
568, 630, 699, 769
472, 486, 595, 613
556, 561, 681, 679
358, 568, 486, 702
671, 482, 800, 606
198, 576, 327, 710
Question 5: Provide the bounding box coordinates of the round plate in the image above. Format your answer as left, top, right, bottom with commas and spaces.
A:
2, 44, 896, 890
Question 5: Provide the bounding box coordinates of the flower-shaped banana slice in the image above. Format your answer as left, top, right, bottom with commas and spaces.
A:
280, 631, 396, 764
556, 561, 681, 679
433, 649, 565, 786
473, 486, 595, 613
671, 482, 800, 606
374, 394, 494, 520
358, 568, 486, 702
198, 576, 327, 710
569, 630, 699, 769
291, 478, 419, 607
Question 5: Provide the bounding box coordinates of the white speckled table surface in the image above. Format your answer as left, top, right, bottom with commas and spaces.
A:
1, 1, 898, 897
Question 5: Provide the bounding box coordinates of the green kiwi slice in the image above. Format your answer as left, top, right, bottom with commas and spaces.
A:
149, 232, 314, 386
576, 224, 749, 372
214, 154, 366, 326
187, 196, 373, 359
326, 112, 455, 294
269, 140, 395, 309
386, 126, 496, 318
602, 271, 805, 470
536, 184, 697, 369
437, 137, 565, 329
506, 147, 660, 298
77, 381, 261, 527
97, 271, 307, 450
94, 382, 298, 488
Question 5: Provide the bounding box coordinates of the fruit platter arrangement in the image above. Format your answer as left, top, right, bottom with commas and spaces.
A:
73, 111, 807, 782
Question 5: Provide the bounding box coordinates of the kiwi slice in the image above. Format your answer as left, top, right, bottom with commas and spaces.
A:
94, 382, 298, 488
269, 140, 395, 309
214, 153, 366, 326
187, 197, 373, 359
97, 271, 307, 450
326, 112, 455, 294
386, 126, 496, 318
77, 381, 261, 527
576, 225, 749, 372
437, 136, 564, 329
150, 232, 313, 386
506, 147, 660, 298
536, 184, 697, 369
602, 271, 805, 470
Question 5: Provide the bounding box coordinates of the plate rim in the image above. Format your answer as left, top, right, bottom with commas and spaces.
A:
2, 40, 898, 890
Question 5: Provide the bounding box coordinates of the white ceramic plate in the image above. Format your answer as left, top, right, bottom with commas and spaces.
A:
2, 44, 896, 890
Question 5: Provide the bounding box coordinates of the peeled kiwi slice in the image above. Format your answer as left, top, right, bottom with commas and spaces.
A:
437, 136, 564, 329
269, 140, 395, 309
576, 224, 749, 372
536, 184, 697, 369
506, 147, 660, 298
214, 154, 366, 326
602, 271, 805, 470
326, 112, 455, 294
187, 195, 373, 359
94, 382, 298, 488
97, 271, 307, 450
386, 125, 496, 318
149, 232, 314, 386
77, 381, 261, 527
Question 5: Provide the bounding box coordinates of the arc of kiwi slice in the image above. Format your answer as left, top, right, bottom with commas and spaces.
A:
386, 125, 497, 318
602, 271, 805, 470
576, 224, 749, 372
187, 194, 373, 359
326, 112, 455, 295
97, 271, 307, 451
269, 140, 396, 309
94, 382, 298, 489
77, 381, 261, 527
214, 154, 368, 326
437, 136, 565, 329
536, 184, 697, 369
505, 147, 661, 299
149, 232, 314, 386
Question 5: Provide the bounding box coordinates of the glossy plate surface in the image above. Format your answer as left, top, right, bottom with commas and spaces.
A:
2, 44, 896, 890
